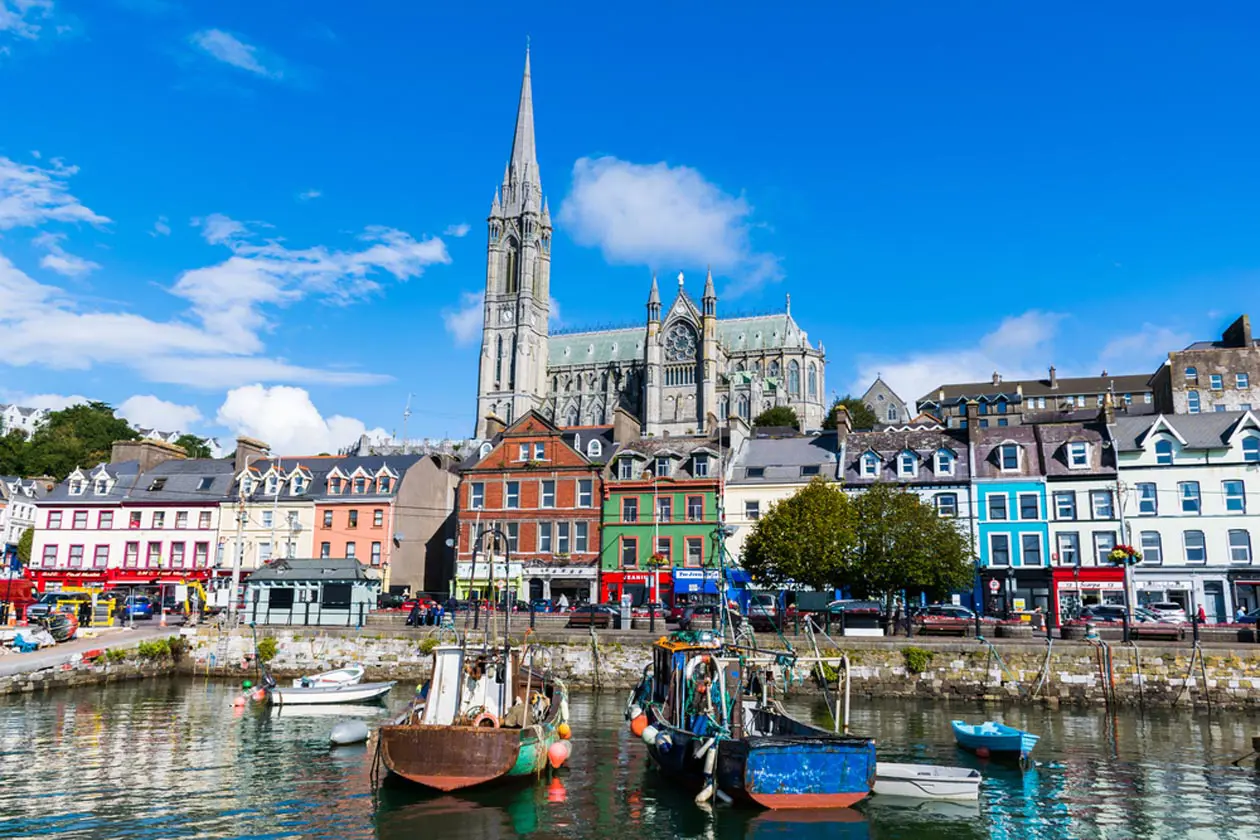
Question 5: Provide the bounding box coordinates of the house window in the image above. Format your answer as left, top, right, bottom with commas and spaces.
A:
1067, 442, 1088, 468
1018, 494, 1039, 520
1183, 530, 1206, 563
621, 537, 638, 568
693, 455, 710, 478
557, 523, 570, 554
88, 545, 107, 568
1090, 490, 1114, 519
1185, 366, 1198, 381
934, 493, 958, 518
266, 476, 279, 496
67, 545, 84, 568
1243, 437, 1260, 463
72, 511, 88, 529
1021, 534, 1043, 566
686, 537, 703, 567
99, 511, 113, 529
319, 541, 330, 558
153, 512, 165, 529
379, 476, 392, 493
47, 511, 62, 529
373, 509, 384, 527
1054, 492, 1077, 520
1137, 483, 1157, 514
538, 523, 552, 553
534, 442, 546, 460
1228, 530, 1252, 563
241, 477, 255, 495
505, 481, 520, 509
124, 542, 138, 568
541, 480, 556, 508
999, 444, 1019, 471
518, 443, 529, 461
257, 541, 272, 563
587, 440, 603, 458
887, 406, 898, 422
147, 542, 162, 568
292, 476, 306, 495
470, 482, 485, 509
329, 477, 342, 494
898, 451, 916, 477
1155, 439, 1174, 465
1057, 532, 1079, 565
935, 450, 954, 476
1224, 480, 1246, 513
1092, 531, 1116, 564
174, 511, 187, 529
622, 498, 638, 522
618, 459, 634, 480
40, 545, 57, 567
95, 479, 109, 494
746, 500, 761, 521
199, 511, 212, 529
746, 467, 765, 479
1210, 374, 1223, 390
988, 494, 1008, 521
171, 542, 185, 568
575, 522, 589, 553
479, 443, 492, 458
1238, 373, 1250, 389
353, 478, 366, 494
505, 523, 518, 553
990, 534, 1010, 567
655, 456, 671, 478
347, 510, 359, 529
69, 480, 84, 495
657, 496, 672, 522
1187, 390, 1201, 413
194, 542, 208, 567
655, 536, 671, 561
578, 479, 593, 507
262, 511, 273, 529
801, 465, 821, 477
320, 510, 333, 528
687, 496, 704, 521
861, 453, 879, 478
1140, 531, 1162, 565
1179, 481, 1201, 514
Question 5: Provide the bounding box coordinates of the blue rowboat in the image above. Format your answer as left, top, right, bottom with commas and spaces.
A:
950, 720, 1038, 758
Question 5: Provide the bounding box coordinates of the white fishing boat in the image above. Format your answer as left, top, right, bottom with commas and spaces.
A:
873, 762, 982, 800
268, 680, 395, 706
290, 666, 365, 688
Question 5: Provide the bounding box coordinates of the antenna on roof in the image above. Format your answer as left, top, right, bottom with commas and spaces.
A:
402, 393, 413, 454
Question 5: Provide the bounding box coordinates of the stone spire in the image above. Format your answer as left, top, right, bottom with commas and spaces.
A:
509, 47, 539, 192
541, 197, 551, 228
647, 272, 661, 321
702, 266, 716, 317
490, 188, 501, 216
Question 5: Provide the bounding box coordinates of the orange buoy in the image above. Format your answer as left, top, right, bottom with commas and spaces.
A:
548, 740, 571, 769
630, 714, 648, 737
558, 722, 572, 740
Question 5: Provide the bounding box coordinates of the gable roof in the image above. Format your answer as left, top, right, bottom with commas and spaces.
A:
1110, 411, 1259, 452
246, 557, 378, 583
918, 373, 1151, 405
729, 432, 838, 483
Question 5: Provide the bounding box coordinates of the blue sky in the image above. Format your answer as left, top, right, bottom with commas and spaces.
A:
1, 1, 1257, 452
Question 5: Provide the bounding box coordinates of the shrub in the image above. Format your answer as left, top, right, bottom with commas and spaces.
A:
167, 635, 189, 663
418, 637, 439, 655
902, 646, 933, 674
105, 647, 129, 663
256, 637, 278, 663
137, 638, 171, 659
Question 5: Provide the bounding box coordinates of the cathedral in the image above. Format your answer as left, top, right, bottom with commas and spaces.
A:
474, 53, 828, 439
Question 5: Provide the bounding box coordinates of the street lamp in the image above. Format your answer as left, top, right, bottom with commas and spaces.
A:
651, 469, 659, 633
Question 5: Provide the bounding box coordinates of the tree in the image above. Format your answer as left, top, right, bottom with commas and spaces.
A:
847, 483, 974, 609
24, 401, 138, 479
16, 528, 32, 565
823, 396, 878, 431
752, 405, 799, 428
741, 478, 856, 591
0, 429, 29, 476
174, 434, 213, 459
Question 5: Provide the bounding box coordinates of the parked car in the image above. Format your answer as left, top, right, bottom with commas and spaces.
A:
826, 599, 885, 616
630, 601, 666, 618
1144, 602, 1188, 624
378, 593, 406, 609
124, 596, 155, 621
675, 603, 719, 630
565, 604, 622, 629
915, 604, 976, 621
529, 598, 553, 613
1236, 607, 1259, 625
25, 592, 91, 622
1079, 605, 1129, 623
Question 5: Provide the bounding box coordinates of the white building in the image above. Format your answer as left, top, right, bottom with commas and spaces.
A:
217, 460, 319, 571
1, 476, 47, 552
0, 404, 49, 436
1110, 412, 1260, 621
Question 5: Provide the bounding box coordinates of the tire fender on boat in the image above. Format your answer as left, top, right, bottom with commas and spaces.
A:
472, 712, 500, 728
626, 704, 642, 722
641, 724, 659, 746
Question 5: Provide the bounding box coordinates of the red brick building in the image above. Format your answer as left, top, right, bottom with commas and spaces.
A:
454, 411, 614, 604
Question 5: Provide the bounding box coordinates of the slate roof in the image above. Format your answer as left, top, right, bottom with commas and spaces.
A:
729, 432, 838, 484
918, 373, 1151, 404
607, 436, 718, 480
841, 428, 970, 485
969, 426, 1043, 480
1034, 422, 1116, 477
246, 557, 377, 582
1109, 411, 1260, 452
245, 454, 425, 501
126, 458, 236, 502
0, 476, 49, 501
39, 462, 141, 503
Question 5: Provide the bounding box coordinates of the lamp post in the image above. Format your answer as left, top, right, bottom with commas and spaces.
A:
1116, 478, 1134, 643
652, 470, 659, 633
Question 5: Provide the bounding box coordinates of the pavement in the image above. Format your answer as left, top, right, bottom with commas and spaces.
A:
0, 619, 184, 679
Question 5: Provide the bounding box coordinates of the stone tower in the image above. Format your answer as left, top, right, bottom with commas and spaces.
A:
475, 49, 553, 438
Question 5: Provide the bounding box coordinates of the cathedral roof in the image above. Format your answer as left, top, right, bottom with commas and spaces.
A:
718, 313, 814, 353
549, 327, 646, 366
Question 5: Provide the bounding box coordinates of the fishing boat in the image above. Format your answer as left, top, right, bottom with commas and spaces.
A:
269, 679, 395, 706
873, 762, 982, 800
376, 641, 570, 792
291, 665, 364, 688
626, 630, 877, 809
950, 720, 1039, 759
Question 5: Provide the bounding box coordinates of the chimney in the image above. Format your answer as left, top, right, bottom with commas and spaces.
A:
110, 439, 187, 474
727, 415, 750, 460
965, 399, 980, 427
1101, 391, 1116, 425
992, 371, 1001, 387
613, 406, 641, 445
1049, 365, 1058, 389
833, 404, 853, 434
234, 436, 270, 475
483, 413, 506, 439
1223, 314, 1253, 348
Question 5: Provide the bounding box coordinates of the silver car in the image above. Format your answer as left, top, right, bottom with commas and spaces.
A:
1145, 602, 1188, 623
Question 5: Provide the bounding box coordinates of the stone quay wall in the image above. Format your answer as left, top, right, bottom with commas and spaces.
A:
0, 653, 176, 696
183, 626, 1260, 709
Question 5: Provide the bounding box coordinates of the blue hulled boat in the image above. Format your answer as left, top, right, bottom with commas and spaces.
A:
627, 631, 877, 809
950, 720, 1039, 759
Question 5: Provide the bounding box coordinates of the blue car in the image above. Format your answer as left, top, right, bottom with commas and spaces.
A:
125, 596, 155, 620
1239, 608, 1260, 625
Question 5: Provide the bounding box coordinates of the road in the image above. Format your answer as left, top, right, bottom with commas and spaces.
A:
0, 620, 184, 678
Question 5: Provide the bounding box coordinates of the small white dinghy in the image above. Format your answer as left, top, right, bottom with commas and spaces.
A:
269, 680, 396, 706
291, 666, 365, 688
874, 762, 982, 801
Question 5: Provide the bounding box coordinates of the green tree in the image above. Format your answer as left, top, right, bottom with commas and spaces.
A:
174, 434, 213, 459
0, 429, 29, 476
847, 483, 974, 608
16, 528, 33, 565
823, 396, 878, 431
752, 405, 800, 428
25, 401, 138, 479
741, 478, 856, 591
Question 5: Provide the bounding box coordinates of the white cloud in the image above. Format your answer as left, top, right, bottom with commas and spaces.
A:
0, 155, 110, 230
190, 29, 282, 79
33, 231, 99, 277
133, 356, 392, 389
4, 392, 89, 411
558, 155, 782, 296
0, 0, 53, 41
442, 292, 562, 345
151, 215, 170, 237
1094, 324, 1190, 374
118, 394, 203, 431
297, 189, 321, 202
443, 222, 470, 238
215, 384, 387, 455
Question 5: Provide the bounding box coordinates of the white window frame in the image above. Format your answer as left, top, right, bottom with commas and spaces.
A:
574, 522, 588, 553
934, 493, 958, 518
1056, 532, 1079, 565
1137, 483, 1158, 515
1243, 437, 1260, 463
587, 440, 602, 458
557, 522, 570, 554
745, 500, 761, 521
898, 451, 916, 478
655, 456, 671, 478
1092, 531, 1116, 564
1183, 530, 1206, 564
1090, 490, 1114, 519
471, 482, 485, 509
1054, 491, 1076, 520
987, 493, 1008, 521
1139, 531, 1162, 565
1187, 390, 1201, 413
534, 442, 546, 461
999, 444, 1019, 472
693, 455, 710, 478
861, 453, 878, 478
1237, 372, 1250, 389
1179, 481, 1200, 514
935, 450, 954, 476
505, 481, 520, 509
518, 443, 529, 462
1224, 480, 1246, 514
1155, 439, 1174, 465
538, 522, 552, 553
618, 458, 633, 480
578, 479, 593, 508
1067, 442, 1088, 469
541, 480, 556, 509
1228, 529, 1252, 564
1210, 373, 1223, 390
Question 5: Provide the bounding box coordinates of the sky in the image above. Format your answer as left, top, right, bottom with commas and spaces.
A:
2, 1, 1258, 453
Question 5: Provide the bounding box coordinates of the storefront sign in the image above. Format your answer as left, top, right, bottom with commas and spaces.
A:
1057, 581, 1124, 592
455, 561, 522, 581
522, 565, 597, 579
673, 568, 720, 581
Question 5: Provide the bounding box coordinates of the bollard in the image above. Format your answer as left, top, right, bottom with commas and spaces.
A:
794, 611, 800, 636
1192, 612, 1200, 645
473, 601, 480, 630
530, 601, 536, 630
839, 608, 847, 637
825, 609, 832, 636
975, 614, 982, 638
650, 603, 656, 634
1122, 613, 1130, 643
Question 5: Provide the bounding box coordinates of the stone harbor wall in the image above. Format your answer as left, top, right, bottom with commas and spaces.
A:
182, 627, 1260, 710
0, 653, 176, 696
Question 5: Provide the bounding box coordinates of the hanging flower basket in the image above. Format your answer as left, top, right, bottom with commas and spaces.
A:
1108, 545, 1143, 566
647, 553, 668, 567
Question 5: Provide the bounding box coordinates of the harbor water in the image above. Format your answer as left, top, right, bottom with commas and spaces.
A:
0, 680, 1257, 839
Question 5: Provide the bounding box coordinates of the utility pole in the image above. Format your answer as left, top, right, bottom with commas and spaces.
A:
229, 482, 246, 620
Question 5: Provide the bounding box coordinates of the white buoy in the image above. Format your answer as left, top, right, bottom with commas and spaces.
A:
330, 720, 370, 746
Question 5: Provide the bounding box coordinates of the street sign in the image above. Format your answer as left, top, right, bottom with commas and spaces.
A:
988, 579, 1000, 593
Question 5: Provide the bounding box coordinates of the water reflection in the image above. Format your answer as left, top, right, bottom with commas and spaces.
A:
0, 682, 1257, 839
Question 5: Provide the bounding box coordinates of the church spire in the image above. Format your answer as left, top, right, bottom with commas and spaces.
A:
509, 47, 540, 191
702, 265, 716, 317
647, 272, 661, 322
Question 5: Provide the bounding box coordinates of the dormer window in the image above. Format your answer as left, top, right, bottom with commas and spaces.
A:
999, 444, 1019, 471
693, 455, 710, 478
1067, 442, 1088, 469
265, 476, 279, 495
861, 453, 879, 478
1244, 436, 1259, 463
898, 451, 917, 478
292, 476, 306, 495
1155, 438, 1174, 465
69, 480, 84, 495
655, 456, 671, 477
935, 450, 955, 476
241, 477, 254, 495
95, 479, 110, 494
479, 442, 492, 458
329, 477, 342, 494
353, 478, 366, 494
378, 477, 392, 493
587, 440, 602, 458
618, 458, 634, 480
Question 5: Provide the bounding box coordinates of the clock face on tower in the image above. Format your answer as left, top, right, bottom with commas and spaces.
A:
664, 322, 698, 362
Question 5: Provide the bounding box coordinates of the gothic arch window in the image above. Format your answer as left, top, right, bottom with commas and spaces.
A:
807, 363, 817, 398
719, 396, 730, 419
736, 360, 746, 373
495, 336, 504, 384
504, 238, 520, 294
754, 359, 764, 376
601, 372, 609, 391
664, 321, 698, 361
769, 360, 781, 379
565, 406, 580, 427
509, 335, 518, 389
737, 394, 750, 420
788, 360, 801, 395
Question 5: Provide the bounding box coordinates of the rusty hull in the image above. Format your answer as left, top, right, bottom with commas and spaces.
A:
379, 724, 523, 792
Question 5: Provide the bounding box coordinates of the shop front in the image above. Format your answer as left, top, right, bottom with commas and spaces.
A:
1229, 571, 1260, 617
601, 569, 673, 607
672, 568, 721, 608
523, 563, 597, 606
1051, 566, 1125, 623
978, 567, 1052, 619
451, 559, 524, 602
1134, 570, 1231, 623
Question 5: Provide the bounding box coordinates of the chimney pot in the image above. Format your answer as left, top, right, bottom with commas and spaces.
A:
1049, 365, 1058, 389
992, 371, 1001, 386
